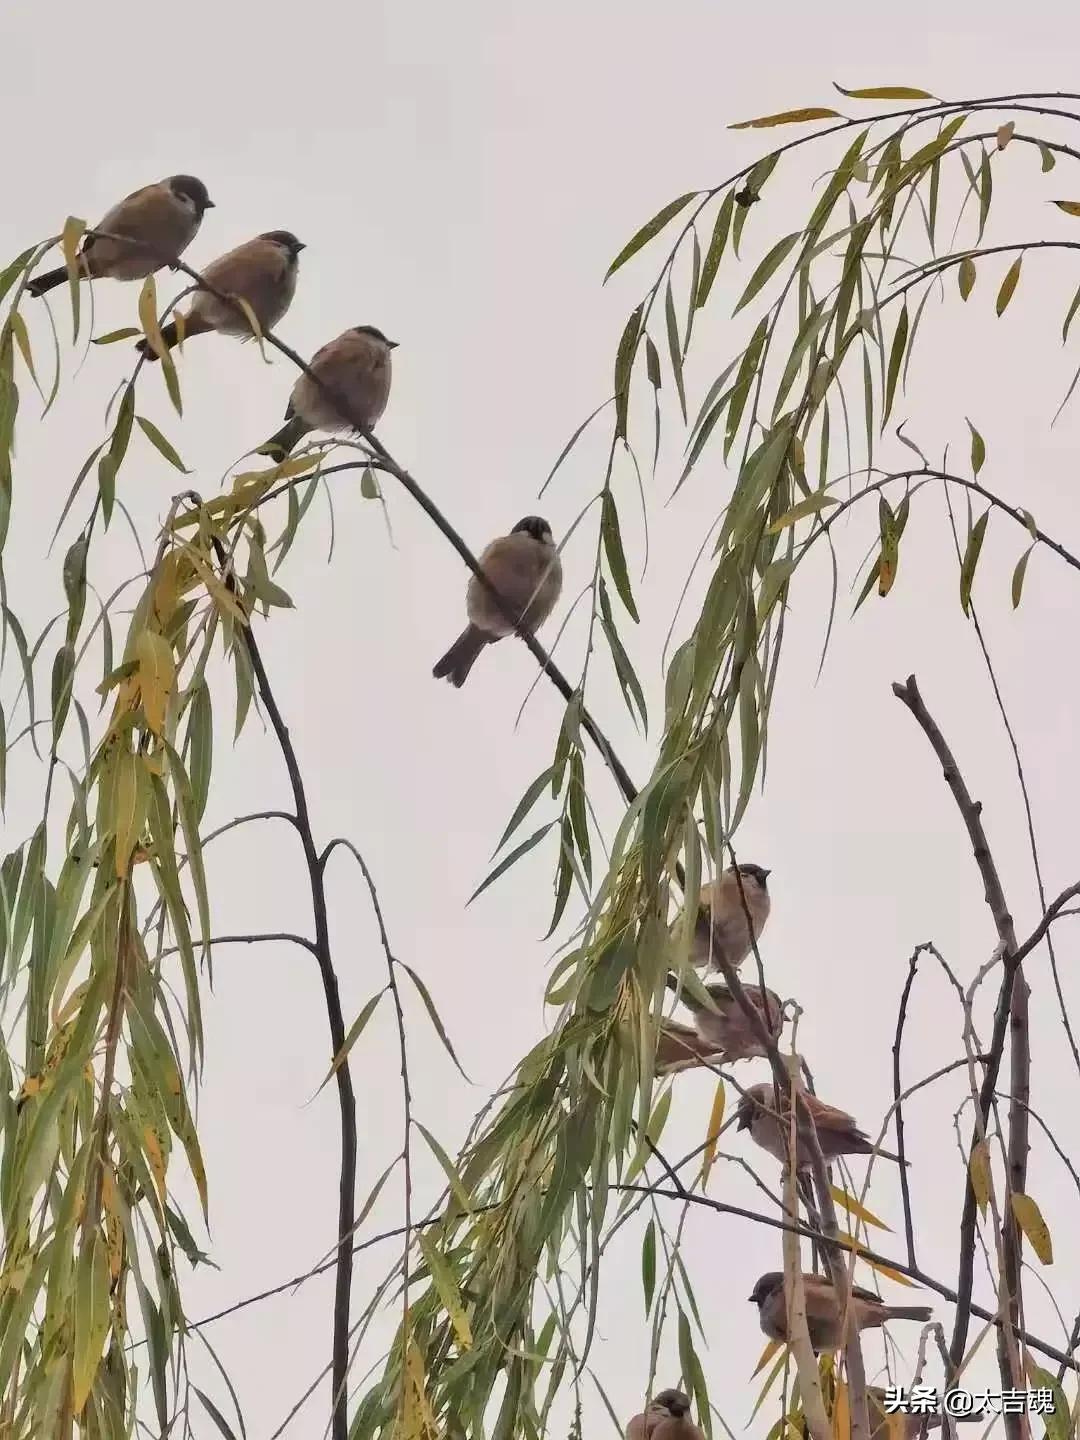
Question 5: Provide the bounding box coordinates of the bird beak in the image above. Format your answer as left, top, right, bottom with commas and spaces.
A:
736, 1109, 751, 1130
204, 199, 216, 209
295, 241, 307, 252
747, 1293, 757, 1303
761, 868, 772, 880
387, 340, 399, 349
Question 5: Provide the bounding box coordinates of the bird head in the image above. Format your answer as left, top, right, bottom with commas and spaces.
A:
511, 516, 554, 545
352, 324, 398, 349
653, 1390, 691, 1419
737, 1088, 771, 1134
261, 230, 306, 257
748, 1270, 784, 1306
167, 175, 214, 213
735, 862, 771, 890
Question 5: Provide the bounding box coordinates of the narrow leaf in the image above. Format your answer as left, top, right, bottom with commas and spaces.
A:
996, 255, 1022, 315
1011, 1192, 1053, 1264
605, 193, 697, 280
730, 107, 841, 129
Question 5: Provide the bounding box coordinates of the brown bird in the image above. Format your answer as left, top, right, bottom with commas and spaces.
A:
626, 1390, 705, 1440
28, 175, 213, 297
432, 517, 563, 687
259, 325, 396, 459
749, 1271, 931, 1353
138, 230, 304, 359
675, 865, 771, 971
735, 1083, 905, 1169
656, 982, 782, 1074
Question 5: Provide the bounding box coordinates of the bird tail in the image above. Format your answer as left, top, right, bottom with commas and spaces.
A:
885, 1305, 932, 1322
870, 1145, 909, 1167
432, 626, 489, 687
258, 414, 308, 461
27, 267, 70, 298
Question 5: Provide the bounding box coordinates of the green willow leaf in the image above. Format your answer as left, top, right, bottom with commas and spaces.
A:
733, 232, 800, 314
958, 255, 976, 301
601, 489, 638, 621
400, 961, 471, 1080
967, 419, 986, 475
960, 510, 990, 615
1011, 544, 1034, 608
604, 193, 697, 280
137, 415, 190, 472
696, 190, 735, 308
614, 304, 643, 439
883, 302, 909, 423
315, 989, 384, 1096
468, 823, 554, 905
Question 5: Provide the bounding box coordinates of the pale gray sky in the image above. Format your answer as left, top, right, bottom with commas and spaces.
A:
3, 2, 1080, 1436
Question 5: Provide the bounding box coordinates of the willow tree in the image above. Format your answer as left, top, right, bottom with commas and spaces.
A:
1, 82, 1079, 1440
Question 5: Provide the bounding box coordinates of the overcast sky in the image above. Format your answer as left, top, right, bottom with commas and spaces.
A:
4, 2, 1080, 1436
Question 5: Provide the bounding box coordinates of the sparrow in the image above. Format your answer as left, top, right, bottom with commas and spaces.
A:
866, 1389, 980, 1440
735, 1083, 905, 1169
259, 325, 396, 459
656, 982, 782, 1074
432, 517, 563, 687
28, 175, 214, 297
749, 1271, 930, 1353
626, 1390, 705, 1440
137, 230, 305, 359
675, 865, 771, 971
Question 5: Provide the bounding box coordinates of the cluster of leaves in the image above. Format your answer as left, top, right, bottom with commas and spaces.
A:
0, 242, 345, 1436
350, 88, 1080, 1440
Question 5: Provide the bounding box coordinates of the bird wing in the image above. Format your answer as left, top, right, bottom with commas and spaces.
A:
805, 1094, 860, 1132
97, 183, 167, 238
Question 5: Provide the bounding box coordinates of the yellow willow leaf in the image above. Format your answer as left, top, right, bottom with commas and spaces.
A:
231, 453, 319, 488
1011, 1192, 1053, 1264
970, 1138, 991, 1217
996, 255, 1022, 316
996, 122, 1015, 150
834, 84, 935, 100
730, 106, 841, 130
137, 275, 166, 359
1052, 200, 1080, 217
835, 1230, 915, 1285
832, 1380, 850, 1440
231, 294, 271, 363
134, 630, 176, 736
101, 1169, 124, 1283
749, 1345, 789, 1420
112, 746, 145, 878
418, 1233, 473, 1350
402, 1337, 437, 1440
829, 1183, 893, 1232
751, 1337, 783, 1378
185, 550, 249, 624
151, 552, 182, 628
143, 1124, 168, 1203
701, 1079, 726, 1188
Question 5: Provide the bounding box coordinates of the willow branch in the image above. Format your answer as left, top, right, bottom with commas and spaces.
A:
891, 675, 1029, 1426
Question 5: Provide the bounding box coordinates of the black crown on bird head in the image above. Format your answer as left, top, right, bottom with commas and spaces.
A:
351, 324, 397, 348
654, 1390, 691, 1418
166, 175, 214, 212
260, 230, 306, 255
735, 862, 771, 889
510, 516, 553, 544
